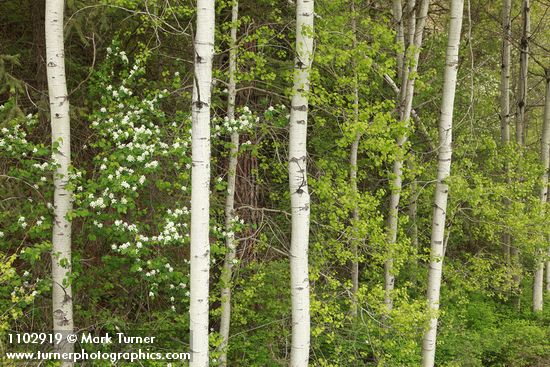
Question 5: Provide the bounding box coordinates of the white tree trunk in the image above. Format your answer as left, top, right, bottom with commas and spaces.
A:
46, 1, 74, 364
289, 0, 314, 365
401, 0, 430, 121
408, 161, 418, 252
393, 0, 405, 81
533, 71, 550, 312
516, 0, 530, 146
218, 1, 239, 365
190, 0, 215, 365
511, 0, 530, 306
421, 0, 464, 365
349, 0, 360, 318
500, 0, 512, 263
533, 260, 544, 312
384, 0, 430, 311
500, 0, 511, 146
350, 132, 360, 317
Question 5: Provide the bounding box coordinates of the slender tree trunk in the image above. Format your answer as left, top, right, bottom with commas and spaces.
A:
190, 0, 215, 365
500, 0, 512, 262
350, 132, 360, 317
384, 0, 430, 311
516, 0, 530, 147
511, 0, 530, 306
289, 0, 314, 365
393, 0, 405, 83
408, 161, 418, 252
421, 0, 464, 365
219, 1, 240, 365
533, 260, 544, 312
349, 0, 360, 318
46, 1, 74, 364
402, 0, 430, 123
533, 71, 550, 312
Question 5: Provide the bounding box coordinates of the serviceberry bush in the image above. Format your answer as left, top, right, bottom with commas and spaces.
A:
69, 45, 193, 329
0, 101, 53, 334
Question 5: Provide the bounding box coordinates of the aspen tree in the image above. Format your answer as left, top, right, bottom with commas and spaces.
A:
219, 0, 240, 364
533, 70, 550, 312
190, 0, 215, 365
511, 0, 530, 304
393, 0, 405, 81
289, 0, 314, 365
500, 0, 512, 262
45, 0, 74, 363
408, 161, 419, 253
384, 0, 430, 311
421, 0, 464, 365
349, 0, 360, 318
517, 0, 530, 145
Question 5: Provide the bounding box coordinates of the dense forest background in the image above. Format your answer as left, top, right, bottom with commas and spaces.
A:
1, 0, 549, 366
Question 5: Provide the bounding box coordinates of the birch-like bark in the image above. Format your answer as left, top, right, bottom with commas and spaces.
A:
511, 0, 530, 304
384, 0, 430, 311
382, 72, 435, 152
350, 131, 360, 317
421, 0, 464, 365
46, 1, 74, 363
500, 0, 512, 263
190, 0, 215, 365
349, 0, 360, 318
500, 0, 512, 146
219, 1, 239, 365
516, 0, 530, 146
533, 71, 550, 312
402, 0, 430, 123
408, 161, 419, 252
533, 260, 544, 312
393, 0, 405, 82
289, 0, 314, 365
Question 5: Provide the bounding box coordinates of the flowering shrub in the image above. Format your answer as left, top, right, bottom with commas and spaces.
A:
71, 45, 193, 311
0, 102, 52, 335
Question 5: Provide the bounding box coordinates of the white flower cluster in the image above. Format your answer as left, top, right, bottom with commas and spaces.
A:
0, 119, 30, 153
113, 220, 139, 233
11, 285, 39, 300
87, 165, 146, 211
18, 216, 28, 229
32, 162, 52, 171
230, 215, 246, 226
35, 216, 46, 227
79, 52, 194, 308
151, 208, 190, 245
212, 106, 258, 138
266, 104, 287, 113
106, 46, 129, 64
89, 197, 106, 209
263, 103, 290, 120
108, 208, 190, 256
